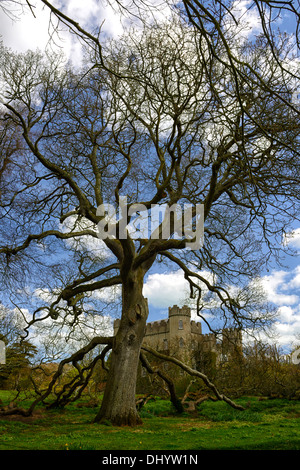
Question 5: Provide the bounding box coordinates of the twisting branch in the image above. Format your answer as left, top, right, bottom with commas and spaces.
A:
0, 229, 98, 258
47, 344, 112, 408
141, 345, 245, 411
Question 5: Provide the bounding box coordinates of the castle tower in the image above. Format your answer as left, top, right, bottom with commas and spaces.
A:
168, 305, 191, 335
168, 305, 192, 361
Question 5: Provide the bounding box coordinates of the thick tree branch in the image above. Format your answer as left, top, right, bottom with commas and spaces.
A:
0, 229, 98, 257
59, 275, 122, 303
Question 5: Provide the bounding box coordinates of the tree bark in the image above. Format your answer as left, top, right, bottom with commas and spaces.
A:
94, 268, 148, 426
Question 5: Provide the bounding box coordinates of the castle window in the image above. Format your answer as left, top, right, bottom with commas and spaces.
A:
163, 338, 168, 350
178, 319, 183, 330
179, 337, 184, 348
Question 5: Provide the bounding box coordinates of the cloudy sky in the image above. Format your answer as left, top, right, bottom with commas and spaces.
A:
1, 0, 300, 352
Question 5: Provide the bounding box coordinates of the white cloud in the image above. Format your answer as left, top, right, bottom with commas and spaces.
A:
260, 270, 299, 306
258, 267, 300, 349
289, 265, 300, 288
283, 227, 300, 250
59, 215, 113, 260
63, 0, 126, 38
0, 0, 175, 62
224, 0, 263, 42
0, 0, 119, 63
272, 316, 300, 349
0, 2, 52, 52
143, 268, 216, 318
244, 310, 300, 351
277, 305, 295, 323
143, 270, 189, 309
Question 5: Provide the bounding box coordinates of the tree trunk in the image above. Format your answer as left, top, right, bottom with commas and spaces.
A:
94, 269, 148, 426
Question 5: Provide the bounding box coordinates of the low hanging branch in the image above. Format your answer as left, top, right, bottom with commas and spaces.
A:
47, 345, 112, 409
141, 345, 245, 411
0, 336, 113, 418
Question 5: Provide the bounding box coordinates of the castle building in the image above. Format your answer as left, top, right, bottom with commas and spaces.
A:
113, 305, 242, 370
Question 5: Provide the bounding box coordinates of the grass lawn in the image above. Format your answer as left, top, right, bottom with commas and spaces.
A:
0, 391, 299, 451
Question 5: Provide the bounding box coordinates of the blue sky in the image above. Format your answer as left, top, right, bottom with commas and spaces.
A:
0, 0, 300, 352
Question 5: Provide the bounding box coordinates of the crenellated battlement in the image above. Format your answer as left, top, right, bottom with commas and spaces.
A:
168, 304, 191, 317
145, 319, 169, 336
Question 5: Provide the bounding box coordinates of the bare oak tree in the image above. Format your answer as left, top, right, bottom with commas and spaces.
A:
0, 2, 300, 425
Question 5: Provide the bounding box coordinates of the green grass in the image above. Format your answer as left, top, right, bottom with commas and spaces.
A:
0, 391, 299, 450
